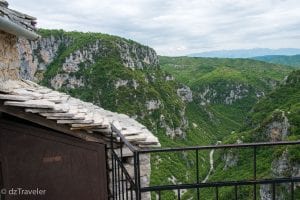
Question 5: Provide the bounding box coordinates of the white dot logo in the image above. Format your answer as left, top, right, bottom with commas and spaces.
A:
0, 188, 6, 195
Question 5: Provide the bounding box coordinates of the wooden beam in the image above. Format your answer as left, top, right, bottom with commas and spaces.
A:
0, 104, 108, 144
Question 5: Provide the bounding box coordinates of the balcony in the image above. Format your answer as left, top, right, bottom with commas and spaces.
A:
109, 129, 300, 200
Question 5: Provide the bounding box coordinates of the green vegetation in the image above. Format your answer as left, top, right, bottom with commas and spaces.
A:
159, 56, 299, 199
37, 30, 206, 200
35, 30, 300, 199
206, 70, 300, 199
249, 70, 300, 138
160, 56, 292, 136
160, 56, 291, 87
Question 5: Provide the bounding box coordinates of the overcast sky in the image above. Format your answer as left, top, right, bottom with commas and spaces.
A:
9, 0, 300, 56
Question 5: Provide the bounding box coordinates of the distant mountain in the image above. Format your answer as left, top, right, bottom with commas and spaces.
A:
189, 48, 300, 58
254, 54, 300, 68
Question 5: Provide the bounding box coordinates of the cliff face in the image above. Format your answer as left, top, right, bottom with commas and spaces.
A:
222, 70, 300, 200
16, 30, 190, 200
17, 29, 188, 140
18, 32, 158, 82
18, 35, 72, 81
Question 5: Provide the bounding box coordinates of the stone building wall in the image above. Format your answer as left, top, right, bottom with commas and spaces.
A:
0, 30, 20, 80
110, 146, 151, 200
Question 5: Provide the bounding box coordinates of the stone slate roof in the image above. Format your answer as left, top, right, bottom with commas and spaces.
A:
0, 79, 161, 148
0, 0, 37, 31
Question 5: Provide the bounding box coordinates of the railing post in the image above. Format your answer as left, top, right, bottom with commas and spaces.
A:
235, 185, 238, 200
121, 146, 125, 200
111, 133, 115, 200
253, 146, 257, 200
272, 182, 276, 200
105, 145, 111, 200
291, 181, 294, 200
134, 151, 141, 200
137, 152, 141, 200
196, 149, 200, 200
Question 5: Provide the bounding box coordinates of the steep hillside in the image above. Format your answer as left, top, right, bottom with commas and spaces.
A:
160, 56, 292, 137
18, 29, 189, 141
159, 55, 300, 199
248, 69, 300, 140
18, 30, 299, 200
156, 56, 295, 199
208, 70, 300, 199
254, 54, 300, 68
18, 30, 232, 200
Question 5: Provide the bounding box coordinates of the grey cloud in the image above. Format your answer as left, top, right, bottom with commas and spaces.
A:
9, 0, 300, 55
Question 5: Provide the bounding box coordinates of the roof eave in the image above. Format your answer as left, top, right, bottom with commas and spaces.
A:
0, 15, 40, 40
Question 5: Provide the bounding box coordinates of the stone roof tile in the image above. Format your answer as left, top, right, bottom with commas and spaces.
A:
0, 79, 161, 149
0, 0, 37, 31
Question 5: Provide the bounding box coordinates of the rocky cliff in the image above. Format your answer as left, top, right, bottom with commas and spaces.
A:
220, 70, 300, 199
160, 56, 299, 199
18, 30, 158, 83
17, 29, 188, 140
18, 34, 72, 81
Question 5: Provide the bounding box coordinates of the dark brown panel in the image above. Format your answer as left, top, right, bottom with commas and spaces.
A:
0, 105, 106, 143
0, 161, 3, 193
0, 163, 4, 200
0, 118, 107, 200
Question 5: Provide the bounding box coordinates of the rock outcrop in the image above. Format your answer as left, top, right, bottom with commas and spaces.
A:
159, 110, 188, 139
259, 149, 299, 200
177, 85, 193, 102
146, 100, 161, 111
18, 33, 159, 83
258, 110, 290, 142
222, 149, 238, 170
18, 36, 72, 81
195, 83, 251, 106
117, 40, 159, 69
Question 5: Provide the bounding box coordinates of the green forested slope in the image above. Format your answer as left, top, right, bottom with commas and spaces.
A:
208, 70, 300, 199
35, 29, 187, 140
160, 56, 300, 199
157, 56, 295, 199
160, 56, 292, 137
254, 54, 300, 68
160, 56, 291, 87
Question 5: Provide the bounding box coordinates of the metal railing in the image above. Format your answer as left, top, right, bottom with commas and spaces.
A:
109, 129, 300, 200
109, 128, 137, 200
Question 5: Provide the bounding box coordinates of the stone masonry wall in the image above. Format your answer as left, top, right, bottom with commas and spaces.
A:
109, 145, 151, 200
0, 31, 20, 80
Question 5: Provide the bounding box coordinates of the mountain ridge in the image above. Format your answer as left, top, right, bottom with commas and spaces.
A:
188, 48, 300, 58
254, 54, 300, 68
